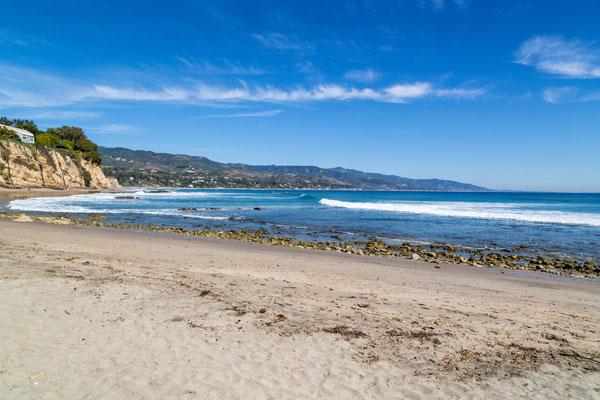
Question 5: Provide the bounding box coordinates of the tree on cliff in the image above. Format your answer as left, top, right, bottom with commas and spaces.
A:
0, 117, 103, 165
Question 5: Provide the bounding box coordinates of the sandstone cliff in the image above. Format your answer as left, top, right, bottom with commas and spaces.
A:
0, 140, 119, 190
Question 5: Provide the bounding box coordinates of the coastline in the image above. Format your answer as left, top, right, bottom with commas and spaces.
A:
1, 208, 598, 279
0, 188, 107, 205
2, 188, 599, 278
1, 218, 599, 399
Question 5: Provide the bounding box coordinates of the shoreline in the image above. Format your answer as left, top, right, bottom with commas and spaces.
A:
1, 217, 599, 398
2, 188, 598, 279
1, 210, 599, 279
0, 188, 108, 205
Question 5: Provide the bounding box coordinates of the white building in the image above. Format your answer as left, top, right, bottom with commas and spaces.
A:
0, 124, 35, 144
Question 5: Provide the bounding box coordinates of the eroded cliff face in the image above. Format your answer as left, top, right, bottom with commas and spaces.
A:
0, 140, 119, 190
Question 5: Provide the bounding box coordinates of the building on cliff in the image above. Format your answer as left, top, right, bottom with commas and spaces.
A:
0, 124, 35, 144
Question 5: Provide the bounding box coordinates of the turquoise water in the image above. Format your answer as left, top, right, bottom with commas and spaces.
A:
7, 190, 600, 260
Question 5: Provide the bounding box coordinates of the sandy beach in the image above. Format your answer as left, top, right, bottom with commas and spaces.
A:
1, 218, 599, 399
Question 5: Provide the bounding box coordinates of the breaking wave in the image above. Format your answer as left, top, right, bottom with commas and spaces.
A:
319, 198, 600, 227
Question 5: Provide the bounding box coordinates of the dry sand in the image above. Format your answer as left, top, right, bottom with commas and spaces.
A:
0, 219, 599, 399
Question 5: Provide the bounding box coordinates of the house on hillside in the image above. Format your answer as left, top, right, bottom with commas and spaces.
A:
0, 124, 35, 144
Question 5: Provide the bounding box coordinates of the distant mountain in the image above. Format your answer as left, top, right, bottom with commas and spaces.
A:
99, 146, 489, 191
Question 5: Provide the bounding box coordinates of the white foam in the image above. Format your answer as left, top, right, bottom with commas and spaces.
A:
7, 195, 228, 220
319, 198, 600, 227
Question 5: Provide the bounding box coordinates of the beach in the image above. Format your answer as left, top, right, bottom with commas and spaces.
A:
1, 217, 599, 399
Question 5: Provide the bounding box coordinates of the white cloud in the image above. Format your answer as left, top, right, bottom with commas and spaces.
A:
515, 35, 600, 78
252, 33, 313, 51
87, 82, 485, 104
385, 82, 432, 101
194, 109, 282, 119
91, 85, 189, 101
433, 87, 487, 99
0, 64, 486, 108
343, 69, 380, 83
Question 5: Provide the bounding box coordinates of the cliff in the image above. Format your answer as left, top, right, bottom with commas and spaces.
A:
0, 140, 119, 190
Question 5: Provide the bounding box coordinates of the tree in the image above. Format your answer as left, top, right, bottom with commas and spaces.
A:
0, 126, 18, 139
35, 132, 59, 147
47, 126, 86, 142
0, 116, 12, 126
75, 138, 98, 153
13, 119, 38, 134
83, 151, 102, 165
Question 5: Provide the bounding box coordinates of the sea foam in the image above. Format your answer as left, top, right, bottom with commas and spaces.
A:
319, 198, 600, 227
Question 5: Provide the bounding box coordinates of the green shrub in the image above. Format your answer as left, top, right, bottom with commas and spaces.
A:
47, 126, 85, 142
82, 151, 102, 165
75, 138, 98, 152
56, 139, 75, 151
0, 126, 18, 140
2, 116, 104, 165
82, 169, 92, 187
35, 132, 59, 147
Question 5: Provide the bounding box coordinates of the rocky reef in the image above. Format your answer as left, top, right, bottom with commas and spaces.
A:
0, 140, 119, 190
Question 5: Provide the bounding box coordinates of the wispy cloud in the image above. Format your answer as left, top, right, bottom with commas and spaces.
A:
515, 35, 600, 78
89, 124, 141, 135
193, 109, 282, 119
344, 69, 380, 83
542, 86, 600, 103
0, 64, 94, 107
174, 56, 266, 75
0, 30, 53, 47
252, 33, 313, 51
542, 86, 578, 103
21, 111, 102, 120
0, 31, 28, 46
91, 82, 485, 104
419, 0, 470, 10
0, 64, 486, 108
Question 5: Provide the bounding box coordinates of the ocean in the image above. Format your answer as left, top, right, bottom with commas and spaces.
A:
6, 190, 600, 260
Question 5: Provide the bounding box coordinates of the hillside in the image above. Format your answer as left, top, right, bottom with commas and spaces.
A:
100, 146, 488, 191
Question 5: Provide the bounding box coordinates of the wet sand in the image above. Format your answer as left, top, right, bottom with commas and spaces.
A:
1, 218, 599, 399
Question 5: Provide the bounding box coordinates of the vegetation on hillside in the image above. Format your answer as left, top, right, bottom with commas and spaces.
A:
0, 117, 102, 165
100, 146, 489, 191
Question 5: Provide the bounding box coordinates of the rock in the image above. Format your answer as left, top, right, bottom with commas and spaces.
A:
144, 189, 171, 193
38, 216, 72, 225
13, 214, 33, 222
411, 253, 421, 261
583, 261, 595, 270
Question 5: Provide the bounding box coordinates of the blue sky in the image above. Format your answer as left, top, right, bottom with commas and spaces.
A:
1, 0, 599, 191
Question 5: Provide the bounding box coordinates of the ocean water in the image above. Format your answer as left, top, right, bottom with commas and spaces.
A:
6, 190, 600, 260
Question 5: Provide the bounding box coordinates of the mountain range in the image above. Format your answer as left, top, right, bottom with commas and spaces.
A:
99, 146, 489, 191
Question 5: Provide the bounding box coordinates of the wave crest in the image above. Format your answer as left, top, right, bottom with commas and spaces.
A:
319, 198, 600, 227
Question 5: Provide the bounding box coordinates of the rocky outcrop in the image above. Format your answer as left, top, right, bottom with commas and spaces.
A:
0, 140, 119, 190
